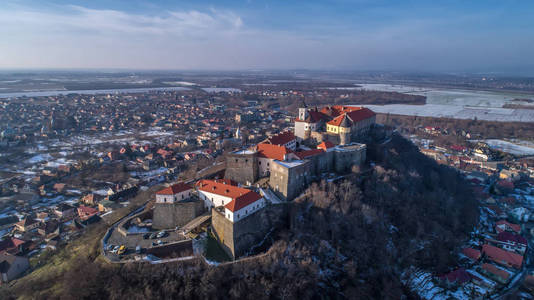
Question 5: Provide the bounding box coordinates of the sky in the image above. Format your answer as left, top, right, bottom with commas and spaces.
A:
0, 0, 533, 73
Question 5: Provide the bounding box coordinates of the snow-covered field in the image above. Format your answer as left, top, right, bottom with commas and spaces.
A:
350, 104, 534, 122
484, 139, 534, 156
357, 83, 534, 108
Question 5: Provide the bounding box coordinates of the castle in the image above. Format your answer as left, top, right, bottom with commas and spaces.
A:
295, 104, 376, 145
152, 105, 376, 260
225, 105, 375, 201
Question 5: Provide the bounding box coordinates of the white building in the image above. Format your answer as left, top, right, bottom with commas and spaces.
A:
155, 182, 193, 203
196, 179, 265, 222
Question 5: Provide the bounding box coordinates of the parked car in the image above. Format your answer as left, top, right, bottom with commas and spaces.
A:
107, 244, 114, 251
143, 233, 150, 239
157, 231, 166, 238
149, 233, 157, 239
111, 245, 120, 254
135, 245, 141, 254
157, 239, 164, 245
117, 245, 126, 255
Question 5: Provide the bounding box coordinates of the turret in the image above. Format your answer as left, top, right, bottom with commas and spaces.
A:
298, 107, 308, 121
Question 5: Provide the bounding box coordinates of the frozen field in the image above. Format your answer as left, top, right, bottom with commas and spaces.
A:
353, 104, 534, 122
357, 83, 534, 108
484, 139, 534, 156
0, 86, 190, 99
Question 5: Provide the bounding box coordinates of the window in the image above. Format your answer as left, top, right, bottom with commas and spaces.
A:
235, 159, 238, 162
259, 161, 261, 165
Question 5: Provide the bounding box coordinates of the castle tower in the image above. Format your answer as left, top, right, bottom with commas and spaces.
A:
338, 114, 352, 145
298, 107, 308, 121
297, 99, 308, 120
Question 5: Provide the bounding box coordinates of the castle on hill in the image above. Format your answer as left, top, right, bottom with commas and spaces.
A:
225, 105, 375, 200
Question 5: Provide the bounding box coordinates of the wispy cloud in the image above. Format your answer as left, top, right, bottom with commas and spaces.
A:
0, 5, 243, 37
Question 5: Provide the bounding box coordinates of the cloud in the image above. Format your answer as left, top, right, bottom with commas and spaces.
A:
0, 5, 243, 37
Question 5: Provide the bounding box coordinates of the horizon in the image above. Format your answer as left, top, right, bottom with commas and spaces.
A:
1, 1, 534, 74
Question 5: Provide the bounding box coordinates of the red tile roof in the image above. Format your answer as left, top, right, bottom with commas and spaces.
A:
263, 131, 295, 146
482, 244, 523, 269
295, 110, 329, 123
0, 238, 27, 252
317, 141, 335, 150
195, 179, 262, 212
295, 149, 325, 159
497, 231, 528, 246
256, 143, 294, 161
482, 263, 511, 281
77, 206, 99, 219
439, 268, 471, 285
320, 105, 360, 117
327, 114, 347, 127
224, 192, 263, 212
496, 220, 521, 234
156, 182, 192, 195
462, 248, 481, 261
326, 107, 375, 126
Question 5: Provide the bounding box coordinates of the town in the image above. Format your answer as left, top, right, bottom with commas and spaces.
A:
0, 79, 533, 299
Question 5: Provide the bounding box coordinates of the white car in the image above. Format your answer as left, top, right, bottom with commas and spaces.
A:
111, 245, 120, 253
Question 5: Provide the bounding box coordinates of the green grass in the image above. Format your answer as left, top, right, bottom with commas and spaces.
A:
204, 233, 231, 263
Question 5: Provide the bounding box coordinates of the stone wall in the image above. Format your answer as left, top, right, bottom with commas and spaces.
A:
334, 144, 366, 173
224, 152, 258, 184
269, 160, 312, 201
146, 239, 193, 257
152, 200, 205, 230
211, 204, 288, 260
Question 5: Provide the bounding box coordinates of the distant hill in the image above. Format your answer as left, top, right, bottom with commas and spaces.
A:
4, 133, 478, 299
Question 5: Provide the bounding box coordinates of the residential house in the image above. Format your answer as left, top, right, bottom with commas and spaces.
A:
261, 130, 297, 151
480, 263, 511, 285
80, 193, 102, 206
155, 182, 193, 203
15, 217, 40, 232
77, 205, 99, 221
462, 248, 481, 262
496, 231, 528, 254
37, 220, 60, 239
438, 268, 471, 287
0, 238, 29, 255
54, 203, 76, 219
482, 244, 523, 269
495, 220, 521, 234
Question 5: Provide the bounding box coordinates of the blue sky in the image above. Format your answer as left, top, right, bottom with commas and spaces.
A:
1, 0, 533, 72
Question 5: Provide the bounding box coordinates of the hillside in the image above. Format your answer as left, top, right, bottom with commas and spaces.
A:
4, 133, 479, 299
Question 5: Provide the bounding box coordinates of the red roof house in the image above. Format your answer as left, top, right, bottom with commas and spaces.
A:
439, 268, 471, 286
495, 220, 521, 234
482, 244, 523, 269
77, 205, 99, 220
462, 248, 481, 261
